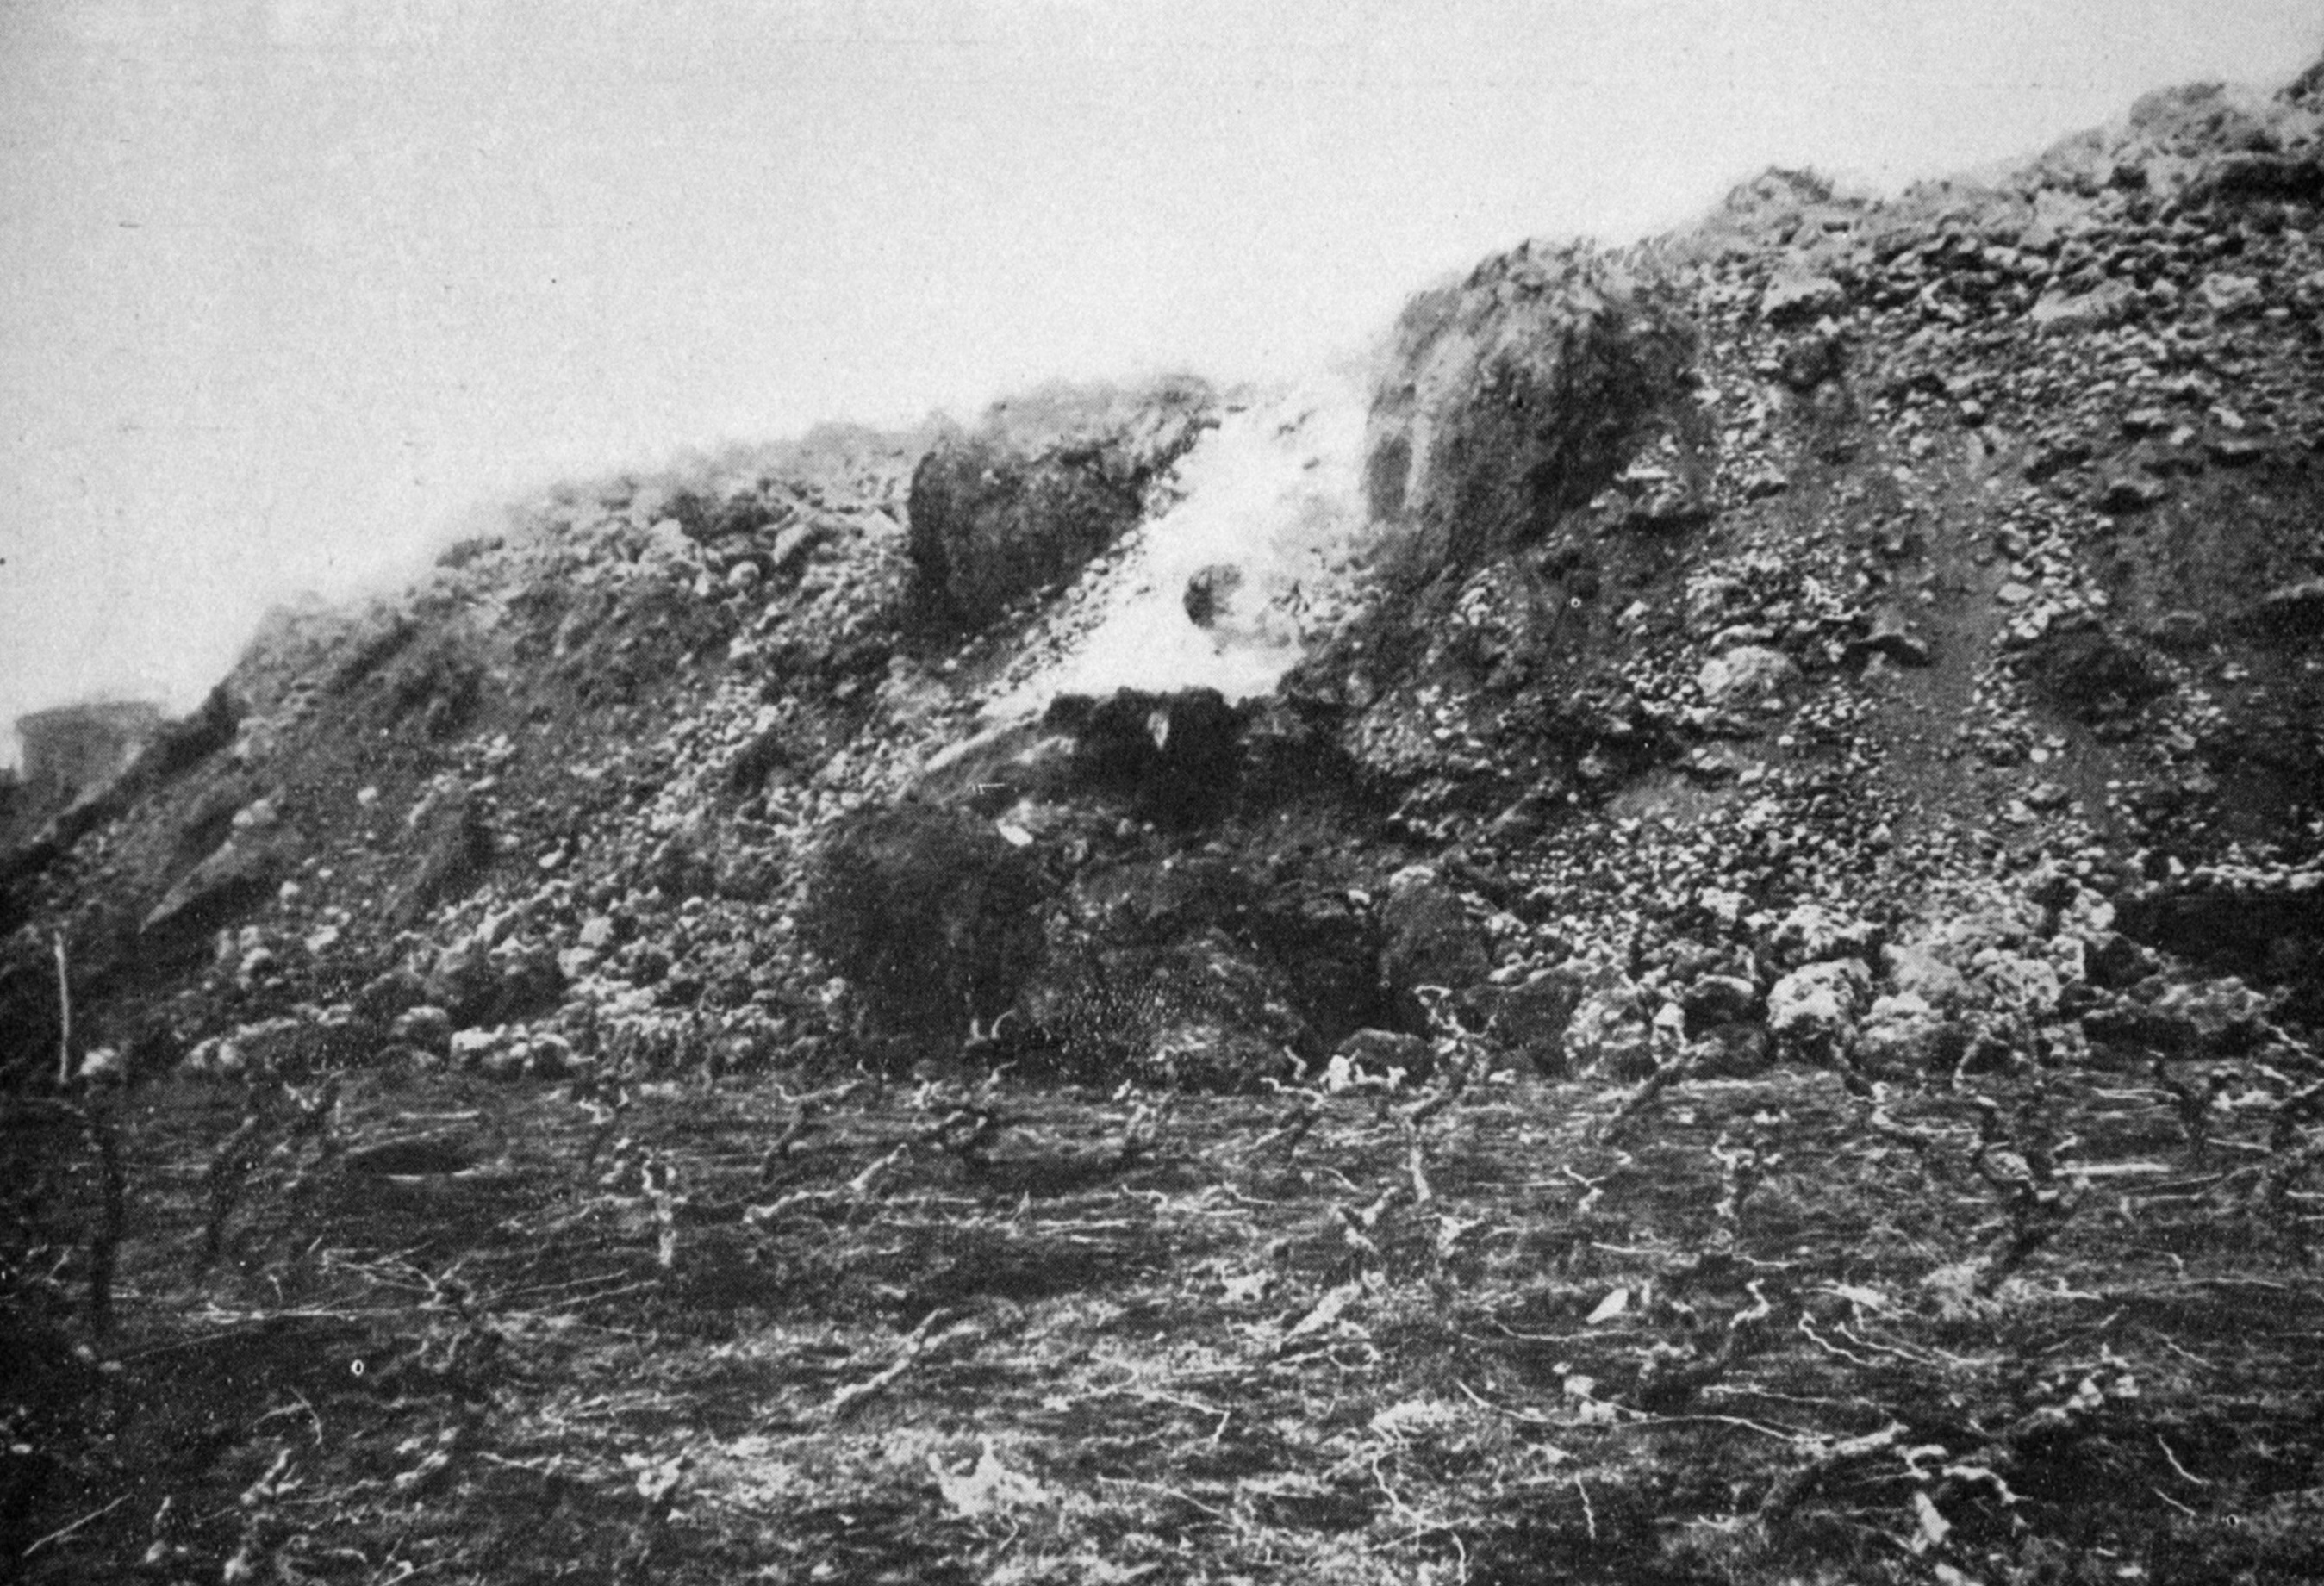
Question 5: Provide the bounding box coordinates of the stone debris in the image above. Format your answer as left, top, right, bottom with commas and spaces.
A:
3, 56, 2321, 1107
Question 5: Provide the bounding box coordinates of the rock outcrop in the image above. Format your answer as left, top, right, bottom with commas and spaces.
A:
3, 55, 2323, 1103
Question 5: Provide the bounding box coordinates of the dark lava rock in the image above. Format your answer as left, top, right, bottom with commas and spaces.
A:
1362, 243, 1698, 569
904, 380, 1212, 631
803, 803, 1051, 1042
389, 799, 495, 930
2096, 474, 2167, 513
1379, 873, 1491, 1028
2253, 579, 2324, 644
2190, 150, 2324, 204
1487, 967, 1592, 1075
1682, 973, 1760, 1026
2115, 878, 2324, 999
354, 967, 429, 1023
2022, 625, 2171, 720
1050, 687, 1243, 828
140, 831, 301, 955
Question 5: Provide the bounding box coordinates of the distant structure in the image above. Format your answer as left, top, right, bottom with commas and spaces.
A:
14, 700, 165, 812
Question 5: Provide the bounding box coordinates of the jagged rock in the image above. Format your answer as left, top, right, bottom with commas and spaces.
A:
1769, 905, 1876, 970
389, 1004, 453, 1054
1698, 645, 1798, 705
1561, 972, 1654, 1079
389, 799, 494, 929
2096, 474, 2167, 513
803, 803, 1050, 1043
1378, 868, 1491, 1025
1854, 992, 1957, 1078
2253, 579, 2324, 643
1689, 1023, 1773, 1079
1488, 965, 1594, 1074
2151, 976, 2277, 1056
2028, 278, 2140, 333
140, 831, 300, 952
1361, 243, 1697, 568
355, 967, 429, 1023
2196, 272, 2266, 318
1843, 614, 1934, 669
1050, 687, 1242, 828
422, 943, 501, 1024
2022, 625, 2171, 718
905, 379, 1214, 630
1766, 960, 1869, 1063
1969, 948, 2065, 1018
1760, 272, 1847, 327
1680, 973, 1759, 1026
1881, 943, 1968, 1007
2082, 931, 2156, 990
2190, 150, 2324, 203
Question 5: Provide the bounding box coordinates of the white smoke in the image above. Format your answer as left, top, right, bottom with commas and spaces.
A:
997, 370, 1374, 713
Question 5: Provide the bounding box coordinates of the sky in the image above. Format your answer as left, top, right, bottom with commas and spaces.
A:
3, 0, 2320, 762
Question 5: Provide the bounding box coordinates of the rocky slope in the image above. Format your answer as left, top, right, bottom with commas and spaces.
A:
7, 56, 2324, 1585
9, 66, 2322, 1104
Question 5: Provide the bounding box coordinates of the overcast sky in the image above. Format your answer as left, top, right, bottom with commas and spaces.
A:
3, 0, 2320, 761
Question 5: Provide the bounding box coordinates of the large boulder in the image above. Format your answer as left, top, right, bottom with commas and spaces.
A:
388, 796, 495, 929
1490, 965, 1597, 1074
1698, 645, 1799, 706
1766, 960, 1870, 1063
1854, 992, 1960, 1079
1561, 971, 1655, 1079
802, 804, 1052, 1043
1378, 868, 1492, 1026
1362, 242, 1698, 570
906, 379, 1214, 631
1768, 904, 1877, 970
140, 830, 301, 955
1048, 687, 1243, 828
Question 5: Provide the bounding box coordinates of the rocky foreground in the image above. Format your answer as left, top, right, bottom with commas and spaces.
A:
6, 59, 2324, 1586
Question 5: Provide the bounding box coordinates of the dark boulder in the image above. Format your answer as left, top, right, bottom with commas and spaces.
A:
388, 799, 495, 929
2253, 579, 2324, 644
904, 379, 1213, 631
2189, 151, 2324, 205
802, 803, 1051, 1042
1487, 966, 1592, 1075
140, 831, 301, 955
1379, 872, 1491, 1028
2021, 625, 2171, 720
1050, 687, 1243, 828
1362, 243, 1698, 569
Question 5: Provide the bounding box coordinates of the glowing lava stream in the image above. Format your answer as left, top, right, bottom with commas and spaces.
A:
993, 373, 1376, 719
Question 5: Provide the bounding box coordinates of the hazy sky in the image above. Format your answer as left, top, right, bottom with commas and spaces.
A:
3, 0, 2319, 760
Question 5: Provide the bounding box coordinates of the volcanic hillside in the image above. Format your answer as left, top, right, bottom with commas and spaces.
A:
6, 57, 2324, 1586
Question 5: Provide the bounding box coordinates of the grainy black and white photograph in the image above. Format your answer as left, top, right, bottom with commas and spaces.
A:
5, 3, 2324, 1581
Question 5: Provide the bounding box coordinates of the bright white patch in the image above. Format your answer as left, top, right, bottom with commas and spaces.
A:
998, 373, 1374, 712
